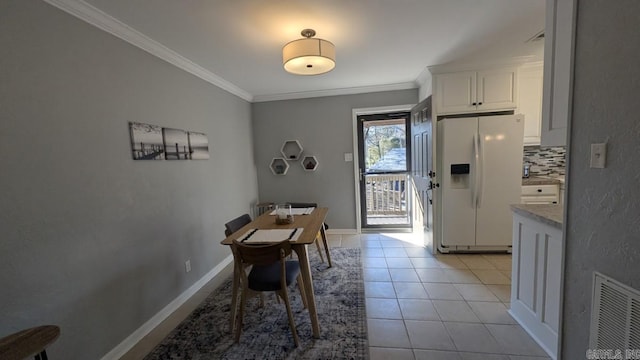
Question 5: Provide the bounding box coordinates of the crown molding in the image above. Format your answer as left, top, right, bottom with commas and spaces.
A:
414, 67, 433, 88
428, 55, 541, 74
252, 82, 417, 103
42, 0, 253, 102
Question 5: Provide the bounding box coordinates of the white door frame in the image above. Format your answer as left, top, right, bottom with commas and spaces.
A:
351, 104, 415, 233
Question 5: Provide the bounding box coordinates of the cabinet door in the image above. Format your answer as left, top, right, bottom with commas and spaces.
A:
477, 68, 517, 111
541, 0, 576, 146
518, 65, 543, 145
435, 72, 476, 115
511, 213, 562, 358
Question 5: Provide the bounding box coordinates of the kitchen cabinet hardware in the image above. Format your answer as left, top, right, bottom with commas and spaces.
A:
521, 184, 560, 204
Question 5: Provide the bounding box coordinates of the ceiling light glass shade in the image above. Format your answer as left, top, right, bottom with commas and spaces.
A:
283, 38, 336, 75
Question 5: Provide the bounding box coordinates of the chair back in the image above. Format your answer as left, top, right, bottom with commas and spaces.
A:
287, 202, 329, 230
225, 214, 252, 237
232, 240, 292, 266
287, 202, 318, 208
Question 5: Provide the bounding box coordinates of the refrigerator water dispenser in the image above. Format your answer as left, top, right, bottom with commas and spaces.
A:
450, 163, 470, 189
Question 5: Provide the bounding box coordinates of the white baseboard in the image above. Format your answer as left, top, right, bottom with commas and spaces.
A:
100, 254, 234, 360
326, 228, 358, 235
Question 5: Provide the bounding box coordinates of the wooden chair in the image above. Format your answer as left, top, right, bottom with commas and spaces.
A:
287, 202, 331, 266
0, 325, 60, 360
231, 240, 307, 346
224, 213, 254, 333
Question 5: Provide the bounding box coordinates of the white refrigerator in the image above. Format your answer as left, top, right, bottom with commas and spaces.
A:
437, 114, 524, 252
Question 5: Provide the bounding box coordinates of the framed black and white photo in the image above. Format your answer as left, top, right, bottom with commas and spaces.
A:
188, 131, 209, 160
163, 128, 190, 160
129, 122, 165, 160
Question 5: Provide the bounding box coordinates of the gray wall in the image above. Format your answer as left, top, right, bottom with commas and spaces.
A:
252, 90, 418, 229
562, 0, 640, 357
0, 1, 257, 358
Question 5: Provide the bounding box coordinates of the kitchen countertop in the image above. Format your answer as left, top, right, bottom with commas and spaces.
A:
522, 176, 563, 186
511, 204, 563, 229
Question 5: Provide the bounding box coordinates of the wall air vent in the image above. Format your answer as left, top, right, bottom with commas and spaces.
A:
589, 272, 640, 353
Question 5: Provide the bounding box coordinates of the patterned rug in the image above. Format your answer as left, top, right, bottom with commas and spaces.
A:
145, 247, 367, 359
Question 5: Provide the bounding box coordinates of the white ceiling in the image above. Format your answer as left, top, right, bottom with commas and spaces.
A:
77, 0, 546, 102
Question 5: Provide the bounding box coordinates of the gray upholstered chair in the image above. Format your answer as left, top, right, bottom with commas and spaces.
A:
224, 213, 252, 237
231, 239, 307, 346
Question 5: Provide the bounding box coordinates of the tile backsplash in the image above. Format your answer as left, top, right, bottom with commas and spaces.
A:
523, 146, 566, 177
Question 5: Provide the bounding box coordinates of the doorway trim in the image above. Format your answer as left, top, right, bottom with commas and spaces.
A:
352, 104, 415, 233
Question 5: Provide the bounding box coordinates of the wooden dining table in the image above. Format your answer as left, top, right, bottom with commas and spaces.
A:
221, 207, 329, 339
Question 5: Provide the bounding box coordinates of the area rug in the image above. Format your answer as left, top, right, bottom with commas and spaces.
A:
144, 247, 367, 359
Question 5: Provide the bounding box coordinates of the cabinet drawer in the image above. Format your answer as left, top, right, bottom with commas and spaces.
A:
521, 184, 559, 196
521, 196, 559, 204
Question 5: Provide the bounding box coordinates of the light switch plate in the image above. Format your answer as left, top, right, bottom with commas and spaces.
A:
590, 143, 607, 168
344, 153, 353, 162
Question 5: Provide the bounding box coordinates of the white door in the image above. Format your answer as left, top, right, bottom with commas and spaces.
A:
410, 98, 433, 230
475, 115, 524, 246
439, 117, 477, 246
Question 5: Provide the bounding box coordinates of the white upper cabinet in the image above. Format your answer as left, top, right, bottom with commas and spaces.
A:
541, 0, 576, 146
434, 67, 517, 115
434, 71, 476, 114
518, 63, 544, 145
477, 69, 518, 110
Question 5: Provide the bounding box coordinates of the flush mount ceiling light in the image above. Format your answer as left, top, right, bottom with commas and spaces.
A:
283, 29, 335, 75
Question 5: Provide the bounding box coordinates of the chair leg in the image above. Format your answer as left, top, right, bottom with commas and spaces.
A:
279, 289, 300, 347
297, 274, 308, 309
229, 267, 240, 333
314, 234, 325, 263
320, 224, 332, 267
234, 284, 248, 343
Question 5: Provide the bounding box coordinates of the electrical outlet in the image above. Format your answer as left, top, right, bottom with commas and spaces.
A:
590, 143, 607, 168
185, 259, 191, 273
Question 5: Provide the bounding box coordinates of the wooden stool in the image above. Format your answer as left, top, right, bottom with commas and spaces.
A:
0, 325, 60, 360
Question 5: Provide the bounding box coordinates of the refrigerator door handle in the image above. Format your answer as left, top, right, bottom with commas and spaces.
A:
477, 133, 484, 208
473, 133, 479, 208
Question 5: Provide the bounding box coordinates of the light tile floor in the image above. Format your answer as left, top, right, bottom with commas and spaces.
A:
327, 232, 551, 360
124, 231, 550, 359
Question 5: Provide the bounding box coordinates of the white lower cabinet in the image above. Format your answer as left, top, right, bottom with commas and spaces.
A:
510, 213, 562, 359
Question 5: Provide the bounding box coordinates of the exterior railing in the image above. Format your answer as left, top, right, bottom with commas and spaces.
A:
365, 174, 408, 216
